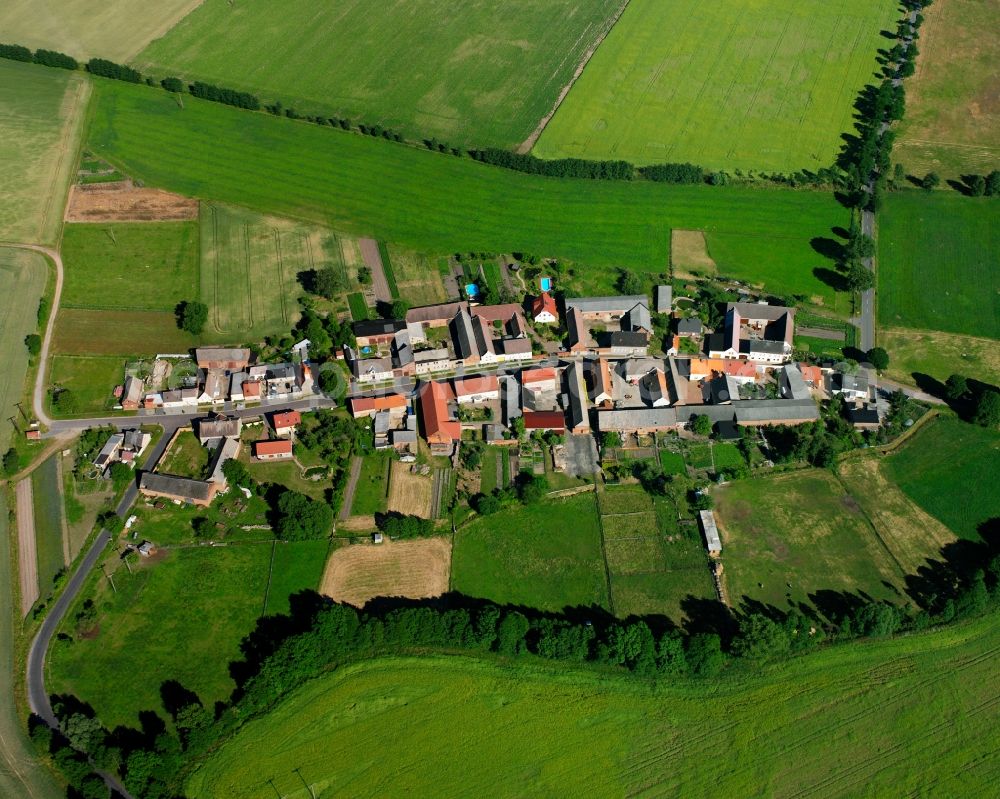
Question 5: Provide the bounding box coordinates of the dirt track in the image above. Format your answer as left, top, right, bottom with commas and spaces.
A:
65, 181, 198, 222
15, 479, 38, 617
359, 238, 392, 303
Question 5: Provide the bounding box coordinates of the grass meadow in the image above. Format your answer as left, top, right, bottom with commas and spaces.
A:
0, 59, 89, 245
47, 355, 123, 416
0, 248, 47, 451
264, 540, 330, 617
187, 616, 1000, 798
878, 192, 998, 339
350, 453, 390, 516
32, 456, 66, 593
136, 0, 621, 149
534, 0, 898, 172
880, 326, 1000, 388
715, 470, 906, 613
884, 416, 1000, 540
452, 495, 609, 612
85, 79, 849, 304
892, 0, 1000, 179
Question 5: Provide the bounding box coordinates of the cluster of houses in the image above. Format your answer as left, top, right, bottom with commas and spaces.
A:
344, 292, 881, 454
92, 428, 152, 475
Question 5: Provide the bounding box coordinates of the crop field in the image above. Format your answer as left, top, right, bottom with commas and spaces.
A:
386, 461, 434, 520
534, 0, 899, 172
0, 60, 89, 245
0, 248, 47, 452
187, 614, 1000, 798
32, 456, 67, 593
884, 416, 1000, 540
86, 81, 849, 304
319, 538, 452, 609
0, 0, 202, 61
136, 0, 622, 149
385, 246, 448, 306
715, 470, 905, 613
893, 0, 1000, 179
47, 355, 123, 416
452, 495, 609, 612
878, 192, 999, 339
264, 540, 330, 617
880, 327, 1000, 388
51, 308, 200, 357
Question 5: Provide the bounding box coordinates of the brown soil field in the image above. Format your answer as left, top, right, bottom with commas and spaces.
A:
320, 536, 452, 608
387, 461, 434, 519
671, 229, 716, 278
66, 180, 198, 222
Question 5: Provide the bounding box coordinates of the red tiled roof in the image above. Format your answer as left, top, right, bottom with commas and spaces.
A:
242, 381, 261, 397
532, 292, 558, 318
348, 394, 408, 414
419, 382, 461, 443
453, 374, 499, 396
522, 367, 556, 384
255, 439, 292, 456
522, 411, 566, 431
723, 360, 757, 378
272, 411, 301, 429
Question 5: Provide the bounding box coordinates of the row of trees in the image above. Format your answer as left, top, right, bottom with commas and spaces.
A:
0, 42, 77, 69
85, 57, 141, 83
188, 81, 260, 110
469, 148, 634, 180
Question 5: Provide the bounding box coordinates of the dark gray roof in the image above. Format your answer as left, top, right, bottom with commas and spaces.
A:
566, 295, 648, 314
744, 339, 786, 355
623, 303, 652, 332
610, 331, 649, 348
726, 302, 794, 322
597, 407, 678, 431
734, 399, 818, 423
781, 365, 810, 400
677, 317, 703, 335
197, 416, 241, 439
655, 285, 672, 313
353, 318, 405, 338
140, 472, 213, 502
451, 309, 478, 359
847, 407, 880, 425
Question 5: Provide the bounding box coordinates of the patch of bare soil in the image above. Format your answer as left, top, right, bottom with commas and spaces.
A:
66, 180, 198, 222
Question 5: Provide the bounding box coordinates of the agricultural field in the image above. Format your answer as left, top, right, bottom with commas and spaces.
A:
452, 495, 609, 612
880, 326, 1000, 388
86, 80, 850, 304
32, 456, 67, 594
878, 192, 999, 339
51, 308, 200, 357
200, 203, 343, 340
264, 540, 330, 617
350, 454, 391, 516
534, 0, 899, 172
188, 615, 1000, 798
0, 59, 89, 245
319, 538, 452, 608
0, 248, 47, 451
47, 355, 123, 416
892, 0, 1000, 180
715, 470, 906, 614
136, 0, 622, 149
387, 246, 449, 307
884, 416, 1000, 540
0, 0, 202, 61
386, 461, 435, 520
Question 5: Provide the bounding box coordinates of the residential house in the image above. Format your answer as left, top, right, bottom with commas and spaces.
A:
413, 347, 453, 376
345, 347, 394, 384
564, 361, 590, 433
622, 302, 652, 337
347, 393, 409, 419
453, 374, 500, 404
608, 331, 649, 357
597, 407, 678, 435
254, 439, 293, 461
271, 410, 301, 437
451, 308, 497, 365
198, 370, 227, 404
160, 388, 199, 409
195, 347, 251, 371
676, 317, 703, 338
139, 472, 217, 507
94, 433, 124, 472
208, 437, 241, 484
847, 406, 881, 429
565, 307, 590, 352
565, 295, 648, 322
828, 371, 869, 401
121, 376, 144, 410
640, 368, 671, 407
522, 367, 558, 394
229, 372, 248, 402
241, 381, 262, 402
391, 329, 415, 374
418, 381, 461, 453
353, 318, 405, 347
799, 364, 824, 389
780, 364, 812, 400
702, 374, 741, 405
590, 358, 613, 407
722, 360, 758, 384
197, 414, 242, 445
708, 302, 795, 364
532, 292, 558, 323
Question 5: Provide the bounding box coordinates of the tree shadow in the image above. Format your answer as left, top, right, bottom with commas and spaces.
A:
946, 179, 972, 196
813, 267, 849, 293
810, 236, 845, 262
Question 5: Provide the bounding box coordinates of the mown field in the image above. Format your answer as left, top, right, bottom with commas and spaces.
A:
86, 79, 849, 303
534, 0, 898, 172
884, 416, 1000, 541
0, 0, 201, 61
715, 470, 906, 613
452, 495, 609, 612
892, 0, 1000, 179
0, 59, 89, 245
187, 615, 1000, 798
878, 192, 999, 339
47, 355, 123, 416
136, 0, 621, 149
880, 326, 1000, 388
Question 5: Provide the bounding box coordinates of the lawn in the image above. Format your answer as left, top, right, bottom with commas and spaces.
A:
86, 79, 849, 303
534, 0, 899, 172
136, 0, 621, 149
884, 416, 1000, 540
187, 615, 1000, 798
715, 470, 906, 615
892, 0, 1000, 180
658, 449, 686, 475
711, 442, 744, 471
60, 222, 200, 311
881, 326, 1000, 388
264, 539, 330, 617
350, 453, 391, 516
0, 0, 201, 61
51, 308, 201, 357
347, 293, 370, 322
0, 59, 90, 245
32, 456, 66, 594
47, 355, 123, 416
159, 430, 209, 479
0, 248, 47, 451
878, 192, 999, 339
452, 495, 609, 612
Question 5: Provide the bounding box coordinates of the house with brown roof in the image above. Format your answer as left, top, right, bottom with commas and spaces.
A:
521, 367, 558, 394
254, 439, 293, 461
139, 472, 217, 507
531, 292, 558, 323
347, 393, 409, 419
121, 376, 144, 410
197, 414, 242, 444
406, 301, 468, 334
198, 370, 228, 404
522, 411, 566, 432
195, 347, 251, 371
271, 410, 301, 437
418, 381, 461, 453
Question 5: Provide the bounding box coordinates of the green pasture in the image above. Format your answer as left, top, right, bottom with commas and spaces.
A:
136, 0, 619, 148
885, 417, 1000, 540
189, 616, 1000, 798
452, 495, 609, 612
47, 355, 123, 416
0, 59, 89, 245
32, 456, 66, 593
715, 470, 906, 613
879, 192, 999, 339
534, 0, 899, 172
350, 453, 390, 516
264, 540, 330, 617
86, 80, 849, 303
51, 308, 201, 357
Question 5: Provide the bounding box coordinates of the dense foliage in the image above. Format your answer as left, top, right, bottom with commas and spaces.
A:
469, 148, 633, 180
85, 58, 142, 83
189, 81, 261, 111
33, 49, 77, 70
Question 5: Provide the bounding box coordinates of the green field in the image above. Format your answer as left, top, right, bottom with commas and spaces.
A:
715, 470, 906, 613
0, 248, 47, 450
350, 454, 390, 516
452, 495, 609, 612
85, 79, 849, 303
534, 0, 899, 172
0, 59, 89, 245
159, 430, 209, 479
136, 0, 621, 149
47, 355, 123, 416
32, 456, 66, 593
879, 192, 999, 339
51, 308, 201, 357
885, 417, 1000, 540
188, 615, 1000, 798
881, 326, 1000, 388
0, 0, 201, 61
263, 540, 330, 617
658, 449, 686, 475
893, 0, 1000, 179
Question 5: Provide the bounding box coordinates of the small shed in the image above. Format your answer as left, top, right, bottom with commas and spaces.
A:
372, 532, 384, 544
699, 510, 722, 557
655, 285, 673, 314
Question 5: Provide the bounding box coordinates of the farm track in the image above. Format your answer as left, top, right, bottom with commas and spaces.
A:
15, 479, 39, 617
338, 456, 363, 521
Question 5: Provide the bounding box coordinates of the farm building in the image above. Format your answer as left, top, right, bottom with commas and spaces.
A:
121, 376, 144, 410
565, 307, 590, 352
406, 301, 468, 331
522, 411, 566, 432
699, 510, 722, 557
198, 370, 227, 404
780, 364, 811, 400
655, 285, 672, 313
139, 472, 217, 507
597, 407, 678, 435
418, 381, 461, 453
353, 318, 405, 347
847, 406, 881, 429
208, 437, 241, 483
564, 361, 590, 433
451, 308, 497, 365
453, 374, 500, 404
522, 367, 558, 394
254, 439, 293, 461
708, 303, 795, 364
677, 317, 703, 337
608, 331, 649, 357
565, 295, 648, 321
197, 415, 242, 444
195, 347, 251, 371
471, 303, 527, 338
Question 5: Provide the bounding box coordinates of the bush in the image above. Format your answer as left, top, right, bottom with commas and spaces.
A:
160, 76, 184, 93
33, 49, 78, 70
86, 58, 141, 83
376, 513, 436, 539
3, 448, 19, 476
0, 43, 33, 62
189, 81, 260, 110
469, 148, 634, 180
24, 333, 41, 357
639, 162, 704, 184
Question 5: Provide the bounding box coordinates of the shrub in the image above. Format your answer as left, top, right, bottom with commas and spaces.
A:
33, 49, 78, 70
0, 43, 33, 62
86, 58, 141, 83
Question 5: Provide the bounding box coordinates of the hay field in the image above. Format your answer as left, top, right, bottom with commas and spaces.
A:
893, 0, 1000, 179
187, 617, 1000, 798
136, 0, 621, 148
387, 461, 434, 519
0, 60, 89, 245
880, 326, 1000, 389
534, 0, 898, 171
86, 80, 849, 304
878, 192, 998, 339
671, 229, 716, 278
320, 537, 451, 608
0, 0, 202, 61
66, 181, 199, 222
52, 309, 200, 357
